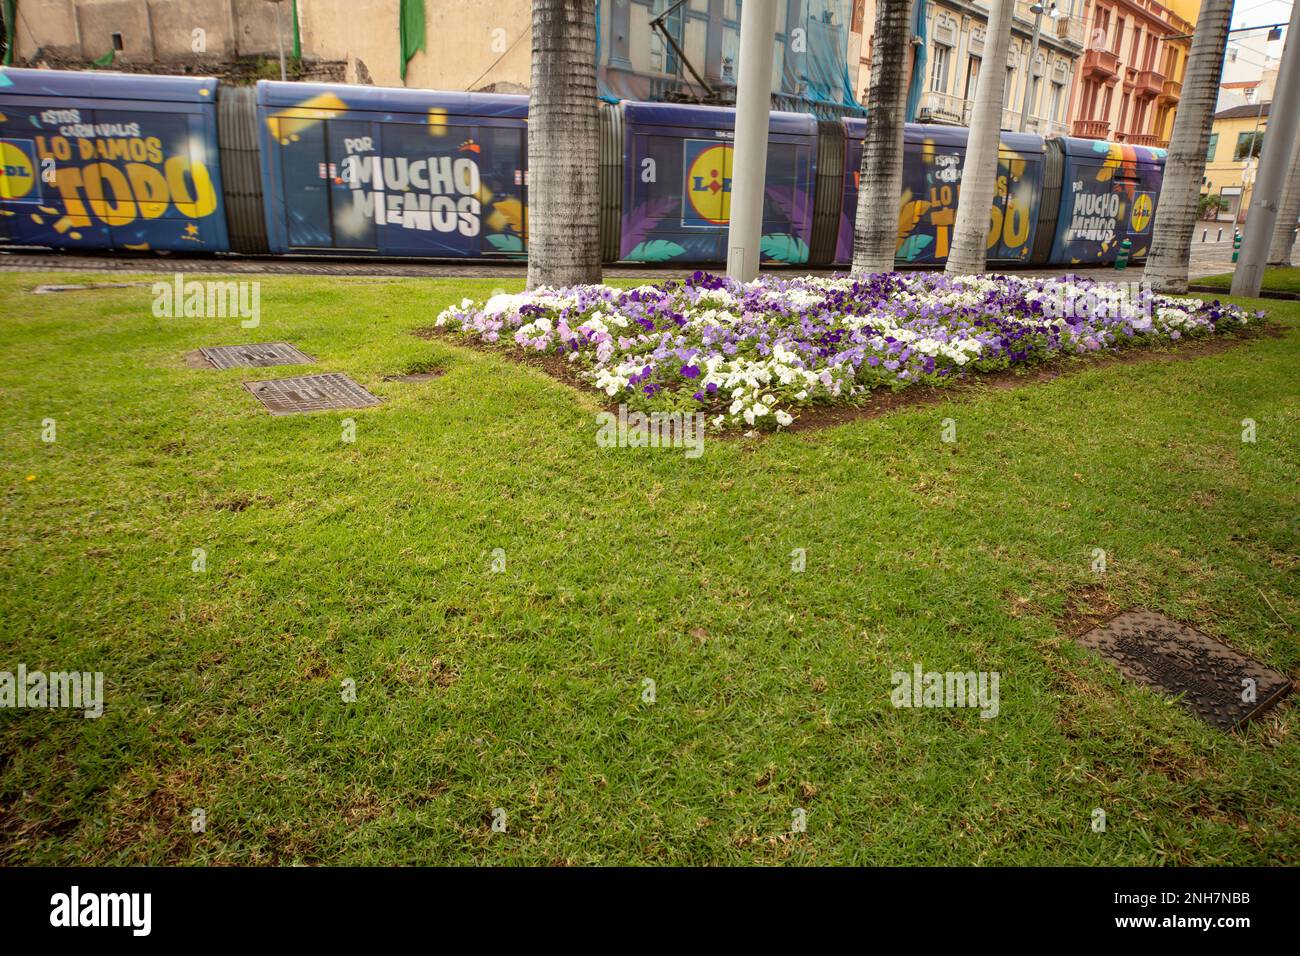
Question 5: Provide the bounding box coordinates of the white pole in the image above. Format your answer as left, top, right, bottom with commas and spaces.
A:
1232, 4, 1300, 296
725, 0, 777, 282
275, 1, 287, 82
1019, 7, 1045, 133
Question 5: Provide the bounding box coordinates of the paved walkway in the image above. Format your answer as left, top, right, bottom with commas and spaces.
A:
0, 236, 1265, 281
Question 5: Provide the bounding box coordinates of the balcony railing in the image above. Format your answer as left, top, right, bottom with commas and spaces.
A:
916, 92, 971, 126
1083, 49, 1120, 80
1071, 118, 1111, 139
1012, 3, 1086, 45
1054, 16, 1085, 45
1123, 132, 1164, 147
1134, 70, 1165, 97
1160, 78, 1182, 103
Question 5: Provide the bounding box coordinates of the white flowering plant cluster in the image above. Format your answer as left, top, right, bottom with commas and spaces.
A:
434, 271, 1257, 431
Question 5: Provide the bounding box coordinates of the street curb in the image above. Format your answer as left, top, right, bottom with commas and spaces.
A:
1188, 284, 1300, 301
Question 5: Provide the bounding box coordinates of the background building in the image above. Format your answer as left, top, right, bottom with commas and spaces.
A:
1203, 100, 1270, 222
857, 0, 1088, 135
5, 1, 867, 115
7, 0, 312, 76
597, 0, 866, 117
1066, 0, 1199, 148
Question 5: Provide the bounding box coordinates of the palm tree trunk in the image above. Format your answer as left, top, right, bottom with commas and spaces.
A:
526, 0, 602, 290
852, 0, 914, 274
945, 0, 1014, 275
1267, 123, 1300, 266
1143, 0, 1235, 294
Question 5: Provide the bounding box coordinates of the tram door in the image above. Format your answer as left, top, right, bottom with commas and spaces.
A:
275, 117, 379, 251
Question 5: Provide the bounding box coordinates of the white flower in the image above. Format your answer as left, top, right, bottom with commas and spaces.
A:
774, 410, 793, 427
484, 293, 524, 316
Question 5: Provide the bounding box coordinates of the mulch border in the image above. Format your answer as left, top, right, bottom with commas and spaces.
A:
412, 319, 1286, 437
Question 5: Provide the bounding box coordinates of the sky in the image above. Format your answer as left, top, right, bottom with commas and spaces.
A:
1228, 0, 1293, 66
1231, 0, 1293, 32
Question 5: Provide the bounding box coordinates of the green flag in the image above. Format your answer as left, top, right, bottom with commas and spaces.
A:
399, 0, 424, 80
3, 0, 16, 66
291, 0, 300, 59
91, 49, 115, 69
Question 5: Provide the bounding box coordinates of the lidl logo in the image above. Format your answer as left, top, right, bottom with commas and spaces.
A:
1131, 192, 1154, 233
682, 141, 732, 227
0, 140, 38, 201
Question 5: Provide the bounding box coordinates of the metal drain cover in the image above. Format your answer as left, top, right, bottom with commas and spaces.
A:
200, 343, 314, 368
243, 373, 382, 416
1078, 610, 1293, 731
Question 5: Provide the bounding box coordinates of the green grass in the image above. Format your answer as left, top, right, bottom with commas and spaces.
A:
1, 270, 1297, 866
1198, 267, 1300, 294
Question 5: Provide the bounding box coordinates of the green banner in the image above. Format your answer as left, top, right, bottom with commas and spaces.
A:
399, 0, 425, 80
3, 0, 16, 66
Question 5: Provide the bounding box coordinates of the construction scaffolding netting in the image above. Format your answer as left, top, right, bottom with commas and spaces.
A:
596, 0, 865, 119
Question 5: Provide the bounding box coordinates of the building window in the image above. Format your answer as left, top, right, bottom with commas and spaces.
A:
1206, 132, 1218, 162
1049, 82, 1063, 121
1113, 17, 1125, 54
1235, 131, 1265, 161
964, 55, 981, 101
1093, 8, 1110, 49
649, 0, 684, 76
1004, 67, 1016, 108
111, 33, 124, 52
931, 43, 950, 93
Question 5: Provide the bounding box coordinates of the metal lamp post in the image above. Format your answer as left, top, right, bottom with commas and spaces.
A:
1232, 1, 1300, 296
725, 0, 778, 281
1019, 2, 1060, 133
269, 0, 287, 82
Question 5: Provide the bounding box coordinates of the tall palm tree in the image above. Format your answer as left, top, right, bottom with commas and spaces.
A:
1267, 125, 1300, 266
945, 0, 1014, 275
1143, 0, 1235, 294
852, 0, 915, 274
526, 0, 601, 290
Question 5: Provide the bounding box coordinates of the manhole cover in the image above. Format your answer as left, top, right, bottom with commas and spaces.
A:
200, 343, 314, 369
243, 373, 382, 416
1078, 610, 1293, 731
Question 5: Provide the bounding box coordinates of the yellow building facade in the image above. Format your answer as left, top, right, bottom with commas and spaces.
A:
1203, 102, 1271, 222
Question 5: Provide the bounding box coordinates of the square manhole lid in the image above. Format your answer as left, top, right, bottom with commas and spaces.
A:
200, 343, 314, 369
1078, 609, 1293, 731
243, 373, 382, 416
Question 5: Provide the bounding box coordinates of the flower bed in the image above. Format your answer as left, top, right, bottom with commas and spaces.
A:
435, 272, 1258, 431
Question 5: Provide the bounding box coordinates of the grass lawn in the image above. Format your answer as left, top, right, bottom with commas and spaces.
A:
1198, 267, 1300, 295
0, 270, 1296, 865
